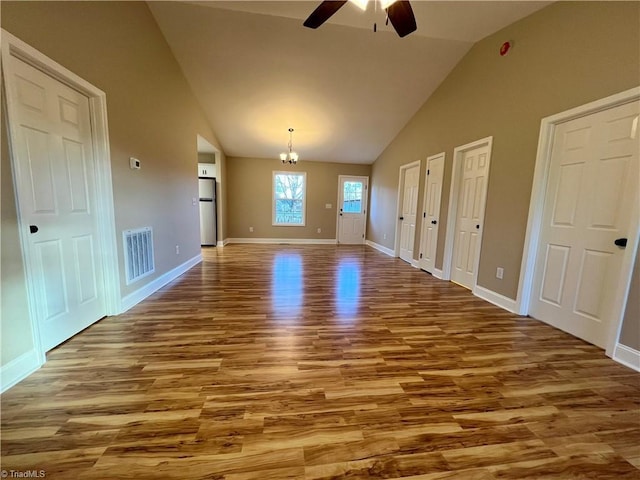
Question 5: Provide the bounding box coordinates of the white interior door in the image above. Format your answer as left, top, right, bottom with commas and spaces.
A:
399, 164, 420, 263
451, 144, 490, 289
530, 101, 639, 348
5, 55, 106, 351
337, 176, 368, 244
419, 153, 445, 273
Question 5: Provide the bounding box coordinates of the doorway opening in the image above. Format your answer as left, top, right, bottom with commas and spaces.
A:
197, 135, 220, 247
442, 136, 493, 290
517, 87, 639, 358
418, 152, 445, 275
394, 160, 421, 264
1, 30, 120, 373
337, 175, 369, 244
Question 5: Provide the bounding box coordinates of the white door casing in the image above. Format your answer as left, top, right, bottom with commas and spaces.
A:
337, 175, 368, 245
2, 31, 120, 362
517, 88, 640, 358
398, 162, 420, 263
419, 153, 445, 273
528, 100, 639, 349
448, 141, 492, 289
5, 55, 107, 351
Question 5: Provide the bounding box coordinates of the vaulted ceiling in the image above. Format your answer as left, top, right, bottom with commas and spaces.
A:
149, 1, 551, 163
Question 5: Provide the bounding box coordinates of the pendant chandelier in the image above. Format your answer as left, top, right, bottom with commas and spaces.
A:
280, 128, 299, 164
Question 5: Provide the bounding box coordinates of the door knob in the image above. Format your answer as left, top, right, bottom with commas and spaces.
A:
29, 225, 39, 234
614, 238, 628, 248
431, 220, 437, 225
399, 216, 404, 220
476, 224, 480, 229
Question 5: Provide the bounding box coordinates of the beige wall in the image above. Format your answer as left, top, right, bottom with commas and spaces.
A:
1, 1, 223, 366
227, 157, 370, 239
220, 152, 229, 242
1, 1, 224, 298
369, 1, 640, 301
619, 256, 639, 351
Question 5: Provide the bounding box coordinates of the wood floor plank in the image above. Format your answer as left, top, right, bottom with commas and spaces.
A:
1, 244, 638, 479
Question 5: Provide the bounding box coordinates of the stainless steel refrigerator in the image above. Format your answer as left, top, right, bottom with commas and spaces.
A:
198, 178, 217, 246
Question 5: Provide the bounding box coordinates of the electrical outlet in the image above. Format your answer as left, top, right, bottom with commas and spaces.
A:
383, 233, 387, 240
317, 228, 322, 233
129, 157, 141, 170
496, 267, 504, 279
325, 203, 332, 209
175, 245, 180, 255
249, 226, 254, 233
192, 197, 197, 206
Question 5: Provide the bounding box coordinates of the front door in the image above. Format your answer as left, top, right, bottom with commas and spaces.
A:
451, 144, 491, 289
399, 164, 420, 263
337, 176, 368, 244
5, 55, 106, 351
419, 153, 445, 273
530, 100, 639, 348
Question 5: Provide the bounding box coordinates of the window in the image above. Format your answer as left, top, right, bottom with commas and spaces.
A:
342, 181, 364, 213
273, 171, 306, 226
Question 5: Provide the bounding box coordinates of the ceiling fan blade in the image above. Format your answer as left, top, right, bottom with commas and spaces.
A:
386, 1, 417, 38
303, 1, 347, 29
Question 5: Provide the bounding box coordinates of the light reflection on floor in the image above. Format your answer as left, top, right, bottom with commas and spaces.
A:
336, 257, 361, 318
271, 253, 303, 318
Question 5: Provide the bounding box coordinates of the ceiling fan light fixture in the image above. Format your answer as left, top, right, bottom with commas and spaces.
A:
349, 0, 369, 11
304, 0, 416, 37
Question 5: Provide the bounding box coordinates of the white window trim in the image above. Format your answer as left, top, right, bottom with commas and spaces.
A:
272, 171, 307, 227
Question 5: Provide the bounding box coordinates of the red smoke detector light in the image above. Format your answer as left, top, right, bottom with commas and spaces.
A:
500, 41, 511, 56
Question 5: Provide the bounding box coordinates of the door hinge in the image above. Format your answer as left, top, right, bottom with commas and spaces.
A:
362, 234, 364, 238
423, 212, 426, 218
427, 169, 430, 175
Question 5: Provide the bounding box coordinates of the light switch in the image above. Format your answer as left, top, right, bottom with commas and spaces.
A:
325, 203, 332, 209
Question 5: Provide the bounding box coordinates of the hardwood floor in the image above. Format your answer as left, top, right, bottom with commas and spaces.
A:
1, 244, 639, 479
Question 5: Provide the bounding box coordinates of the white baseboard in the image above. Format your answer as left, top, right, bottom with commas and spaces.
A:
120, 254, 202, 312
613, 343, 640, 372
217, 239, 227, 247
474, 285, 518, 313
1, 349, 42, 393
411, 259, 420, 268
433, 268, 444, 279
226, 238, 337, 245
365, 240, 395, 257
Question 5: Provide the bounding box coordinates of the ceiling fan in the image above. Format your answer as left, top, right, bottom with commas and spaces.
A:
304, 0, 417, 38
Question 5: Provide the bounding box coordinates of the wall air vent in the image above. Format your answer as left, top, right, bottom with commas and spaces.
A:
123, 227, 155, 285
